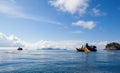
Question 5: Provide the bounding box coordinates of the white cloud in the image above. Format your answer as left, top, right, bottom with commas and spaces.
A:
92, 8, 106, 16
91, 5, 106, 16
72, 20, 96, 29
0, 0, 60, 25
0, 33, 24, 47
91, 41, 108, 50
31, 40, 86, 49
0, 0, 25, 17
49, 0, 89, 15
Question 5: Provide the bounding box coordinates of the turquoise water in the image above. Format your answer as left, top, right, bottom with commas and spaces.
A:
0, 49, 120, 73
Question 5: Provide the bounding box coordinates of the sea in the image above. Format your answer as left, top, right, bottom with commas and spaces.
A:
0, 49, 120, 73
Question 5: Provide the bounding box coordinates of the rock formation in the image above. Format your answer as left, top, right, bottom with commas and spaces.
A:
105, 42, 120, 50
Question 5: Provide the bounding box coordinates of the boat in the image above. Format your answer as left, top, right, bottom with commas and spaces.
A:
17, 47, 23, 50
76, 43, 97, 52
88, 45, 97, 52
76, 48, 84, 52
76, 47, 90, 52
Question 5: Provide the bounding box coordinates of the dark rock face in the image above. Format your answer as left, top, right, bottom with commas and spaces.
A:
105, 42, 120, 50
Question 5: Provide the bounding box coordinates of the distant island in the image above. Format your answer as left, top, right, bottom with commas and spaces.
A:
41, 48, 61, 50
37, 48, 67, 50
105, 42, 120, 50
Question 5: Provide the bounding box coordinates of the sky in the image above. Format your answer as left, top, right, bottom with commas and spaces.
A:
0, 0, 120, 50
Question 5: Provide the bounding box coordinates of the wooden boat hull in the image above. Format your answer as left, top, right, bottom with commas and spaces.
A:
76, 48, 90, 52
76, 47, 97, 52
76, 48, 84, 52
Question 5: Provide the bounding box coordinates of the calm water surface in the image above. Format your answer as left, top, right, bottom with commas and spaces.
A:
0, 49, 120, 73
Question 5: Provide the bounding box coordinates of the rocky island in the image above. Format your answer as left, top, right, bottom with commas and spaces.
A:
105, 42, 120, 50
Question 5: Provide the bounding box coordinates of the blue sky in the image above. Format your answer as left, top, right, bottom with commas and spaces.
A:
0, 0, 120, 49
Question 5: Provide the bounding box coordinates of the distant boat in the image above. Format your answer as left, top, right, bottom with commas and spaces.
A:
17, 47, 23, 50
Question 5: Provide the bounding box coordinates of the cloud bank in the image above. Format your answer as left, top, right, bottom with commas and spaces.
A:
0, 32, 111, 50
0, 32, 86, 49
0, 33, 24, 47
